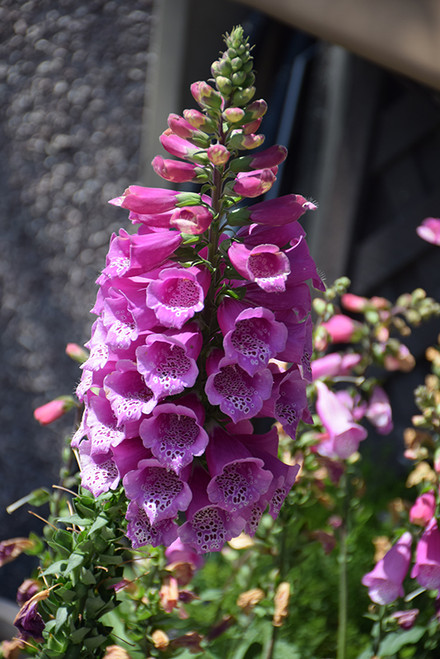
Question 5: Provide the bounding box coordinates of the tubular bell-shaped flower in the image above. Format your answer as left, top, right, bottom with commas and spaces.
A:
362, 532, 412, 605
72, 26, 320, 554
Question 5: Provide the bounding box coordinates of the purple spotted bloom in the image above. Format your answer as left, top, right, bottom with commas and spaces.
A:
218, 298, 287, 376
179, 467, 246, 553
228, 242, 291, 293
206, 428, 273, 512
146, 265, 210, 329
123, 458, 192, 525
136, 327, 201, 399
205, 350, 273, 423
126, 500, 178, 549
140, 401, 209, 473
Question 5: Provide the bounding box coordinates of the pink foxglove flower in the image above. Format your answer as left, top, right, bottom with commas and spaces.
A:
311, 353, 362, 380
365, 386, 393, 435
411, 518, 440, 590
315, 381, 367, 459
409, 491, 436, 527
151, 155, 200, 183
362, 532, 412, 605
416, 217, 440, 246
321, 314, 362, 344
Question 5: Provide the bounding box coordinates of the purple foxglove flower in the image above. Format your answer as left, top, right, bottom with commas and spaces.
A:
101, 293, 140, 351
228, 194, 316, 227
109, 185, 201, 214
126, 500, 178, 549
205, 428, 273, 512
416, 217, 440, 246
315, 381, 367, 459
112, 437, 151, 479
233, 168, 277, 198
140, 402, 209, 473
391, 609, 419, 630
179, 466, 246, 553
146, 266, 209, 329
165, 538, 204, 572
102, 228, 182, 280
409, 491, 436, 527
136, 327, 201, 399
231, 145, 287, 172
274, 311, 311, 366
286, 235, 325, 291
238, 436, 300, 521
228, 242, 291, 293
205, 350, 273, 423
123, 458, 192, 525
245, 281, 311, 319
272, 367, 311, 438
170, 206, 213, 235
411, 518, 440, 590
311, 352, 362, 380
365, 386, 393, 435
17, 579, 41, 607
237, 217, 306, 248
81, 393, 126, 454
362, 532, 412, 605
104, 360, 157, 424
152, 155, 200, 183
218, 298, 287, 375
81, 319, 111, 373
78, 441, 120, 497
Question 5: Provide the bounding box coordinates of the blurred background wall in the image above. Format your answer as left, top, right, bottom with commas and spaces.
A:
1, 0, 440, 602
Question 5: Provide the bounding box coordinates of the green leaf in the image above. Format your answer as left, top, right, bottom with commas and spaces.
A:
43, 559, 68, 576
57, 514, 91, 527
83, 634, 108, 650
66, 552, 84, 572
55, 606, 69, 632
70, 626, 91, 644
378, 626, 426, 655
89, 514, 109, 535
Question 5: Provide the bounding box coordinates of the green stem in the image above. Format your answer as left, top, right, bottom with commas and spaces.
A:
337, 471, 349, 659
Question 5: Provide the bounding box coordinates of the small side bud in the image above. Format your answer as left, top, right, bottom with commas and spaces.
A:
190, 81, 223, 110
207, 144, 230, 166
65, 342, 89, 364
34, 396, 76, 425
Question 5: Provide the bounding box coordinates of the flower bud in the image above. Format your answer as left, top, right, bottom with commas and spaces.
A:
183, 108, 216, 131
34, 396, 76, 425
65, 342, 89, 364
231, 86, 256, 107
190, 81, 223, 110
207, 144, 230, 166
223, 107, 245, 123
228, 132, 264, 150
216, 75, 233, 95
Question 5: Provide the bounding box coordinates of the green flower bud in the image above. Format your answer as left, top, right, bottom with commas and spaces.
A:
231, 86, 256, 107
231, 70, 246, 86
216, 76, 233, 95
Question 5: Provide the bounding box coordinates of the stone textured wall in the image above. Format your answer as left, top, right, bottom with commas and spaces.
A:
0, 0, 154, 599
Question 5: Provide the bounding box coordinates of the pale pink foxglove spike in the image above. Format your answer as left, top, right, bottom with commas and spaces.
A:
416, 217, 440, 246
362, 532, 412, 605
